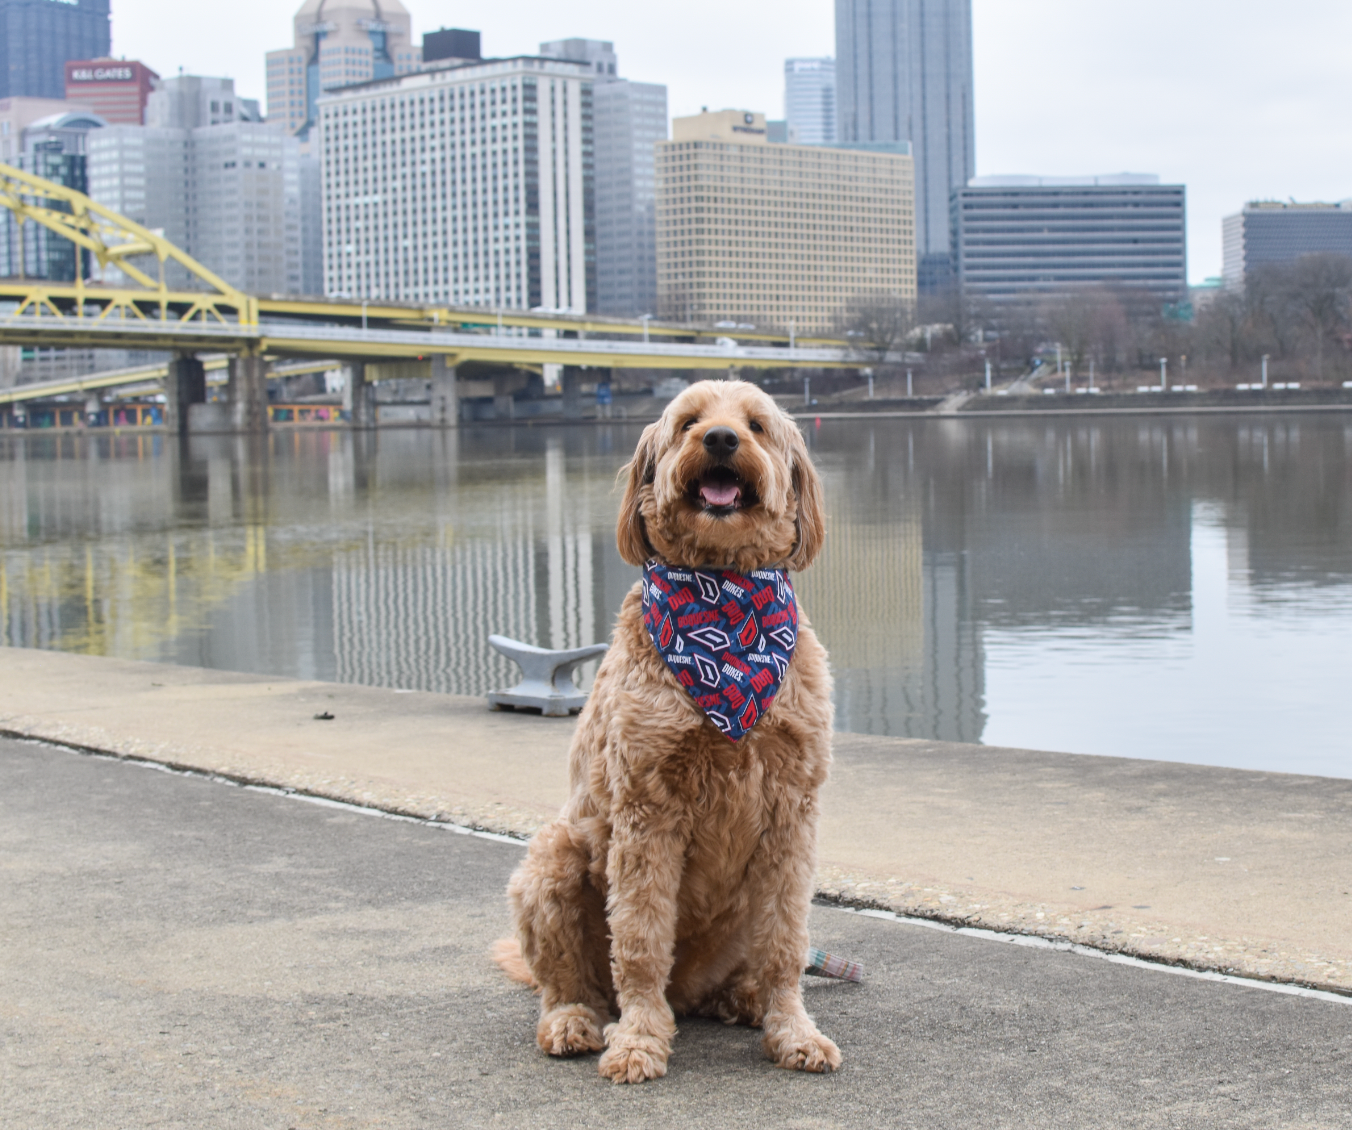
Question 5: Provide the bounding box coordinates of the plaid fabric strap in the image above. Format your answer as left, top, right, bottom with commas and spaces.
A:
805, 947, 864, 983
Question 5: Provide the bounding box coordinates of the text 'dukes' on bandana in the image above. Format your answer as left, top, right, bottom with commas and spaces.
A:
640, 561, 798, 742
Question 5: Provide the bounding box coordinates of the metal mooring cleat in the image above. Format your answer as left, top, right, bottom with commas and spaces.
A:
486, 634, 608, 717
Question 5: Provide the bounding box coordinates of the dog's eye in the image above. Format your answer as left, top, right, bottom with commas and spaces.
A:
748, 419, 763, 433
681, 417, 697, 432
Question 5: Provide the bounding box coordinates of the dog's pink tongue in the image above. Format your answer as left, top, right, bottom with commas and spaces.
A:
700, 481, 740, 507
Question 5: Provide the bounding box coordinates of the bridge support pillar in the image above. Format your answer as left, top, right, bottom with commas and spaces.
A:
430, 355, 458, 428
561, 366, 583, 419
228, 354, 269, 433
165, 354, 206, 436
492, 373, 516, 420
344, 363, 376, 429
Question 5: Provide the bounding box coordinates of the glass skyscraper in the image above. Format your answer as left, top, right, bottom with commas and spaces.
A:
541, 39, 668, 318
835, 0, 973, 293
0, 0, 109, 100
784, 57, 835, 146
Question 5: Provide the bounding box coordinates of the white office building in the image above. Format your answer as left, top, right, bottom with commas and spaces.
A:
541, 38, 665, 317
784, 57, 835, 146
318, 56, 595, 311
87, 111, 309, 295
146, 74, 261, 129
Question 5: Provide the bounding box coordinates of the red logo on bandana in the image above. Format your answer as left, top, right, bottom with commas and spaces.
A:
642, 562, 797, 743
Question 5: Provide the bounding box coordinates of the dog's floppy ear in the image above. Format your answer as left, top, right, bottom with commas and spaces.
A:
785, 422, 825, 571
616, 421, 661, 566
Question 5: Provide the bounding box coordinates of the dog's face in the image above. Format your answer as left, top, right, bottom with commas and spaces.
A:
617, 379, 825, 572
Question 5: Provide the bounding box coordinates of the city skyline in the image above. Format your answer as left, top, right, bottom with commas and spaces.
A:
47, 0, 1352, 285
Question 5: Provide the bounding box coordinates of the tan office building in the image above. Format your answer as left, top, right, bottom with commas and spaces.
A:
656, 110, 915, 332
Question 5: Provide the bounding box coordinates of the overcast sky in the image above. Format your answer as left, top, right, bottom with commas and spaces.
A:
112, 0, 1352, 283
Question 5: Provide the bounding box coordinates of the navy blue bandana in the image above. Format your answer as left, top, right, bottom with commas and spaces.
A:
641, 561, 798, 742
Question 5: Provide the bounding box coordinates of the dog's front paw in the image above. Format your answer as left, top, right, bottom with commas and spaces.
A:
536, 1004, 606, 1057
597, 1031, 670, 1084
764, 1024, 842, 1073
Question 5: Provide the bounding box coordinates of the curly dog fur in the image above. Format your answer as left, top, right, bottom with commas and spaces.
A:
495, 378, 839, 1083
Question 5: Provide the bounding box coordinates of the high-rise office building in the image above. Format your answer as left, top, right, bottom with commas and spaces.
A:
540, 38, 666, 318
0, 103, 107, 384
146, 74, 261, 129
64, 59, 158, 124
835, 0, 973, 293
87, 86, 309, 296
656, 110, 915, 331
1221, 201, 1352, 288
423, 27, 481, 66
784, 57, 835, 146
951, 175, 1187, 307
539, 37, 616, 80
0, 107, 103, 280
266, 0, 421, 139
0, 0, 109, 100
0, 95, 93, 161
318, 56, 596, 311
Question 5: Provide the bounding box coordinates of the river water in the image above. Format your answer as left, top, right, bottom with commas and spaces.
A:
2, 415, 1350, 778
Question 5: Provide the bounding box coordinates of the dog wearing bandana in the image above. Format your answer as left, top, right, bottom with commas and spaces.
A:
494, 378, 837, 1083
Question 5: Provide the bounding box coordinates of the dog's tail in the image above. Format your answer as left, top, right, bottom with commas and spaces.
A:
491, 936, 539, 989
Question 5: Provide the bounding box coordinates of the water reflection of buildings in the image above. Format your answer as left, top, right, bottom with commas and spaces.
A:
330, 454, 626, 693
797, 438, 987, 744
0, 429, 637, 698
5, 418, 1352, 746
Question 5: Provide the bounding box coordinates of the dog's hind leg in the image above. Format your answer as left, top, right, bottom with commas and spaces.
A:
693, 967, 764, 1027
745, 805, 842, 1073
507, 820, 612, 1057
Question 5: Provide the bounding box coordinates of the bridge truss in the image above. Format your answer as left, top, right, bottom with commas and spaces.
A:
0, 162, 258, 329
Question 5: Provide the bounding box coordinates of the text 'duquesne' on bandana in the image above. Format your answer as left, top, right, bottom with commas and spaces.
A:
641, 561, 798, 742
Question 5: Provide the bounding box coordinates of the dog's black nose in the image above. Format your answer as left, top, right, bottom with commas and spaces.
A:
702, 426, 739, 459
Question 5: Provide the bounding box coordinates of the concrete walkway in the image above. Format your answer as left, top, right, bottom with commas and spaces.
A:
4, 738, 1350, 1129
1, 647, 1350, 997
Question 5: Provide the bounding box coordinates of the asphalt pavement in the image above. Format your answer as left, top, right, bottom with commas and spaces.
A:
3, 737, 1350, 1129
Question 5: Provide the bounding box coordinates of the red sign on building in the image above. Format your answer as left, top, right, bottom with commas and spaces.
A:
64, 59, 159, 125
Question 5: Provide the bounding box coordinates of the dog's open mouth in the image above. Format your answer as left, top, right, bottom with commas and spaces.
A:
690, 466, 756, 513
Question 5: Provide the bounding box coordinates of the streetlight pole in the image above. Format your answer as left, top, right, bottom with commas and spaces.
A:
1159, 357, 1167, 391
985, 358, 991, 392
1262, 354, 1269, 389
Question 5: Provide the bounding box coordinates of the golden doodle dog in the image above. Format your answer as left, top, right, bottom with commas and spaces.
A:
494, 377, 838, 1083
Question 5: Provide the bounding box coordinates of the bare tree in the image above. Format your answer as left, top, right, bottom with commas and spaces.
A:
1042, 287, 1128, 379
1282, 253, 1352, 380
1194, 288, 1249, 372
836, 289, 917, 369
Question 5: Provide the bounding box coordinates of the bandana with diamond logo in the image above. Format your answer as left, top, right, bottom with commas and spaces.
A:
640, 561, 798, 742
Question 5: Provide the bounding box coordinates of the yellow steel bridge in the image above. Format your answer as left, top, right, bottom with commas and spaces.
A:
0, 161, 859, 388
